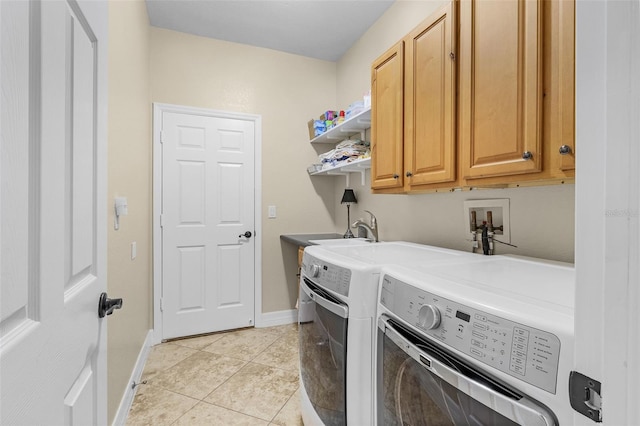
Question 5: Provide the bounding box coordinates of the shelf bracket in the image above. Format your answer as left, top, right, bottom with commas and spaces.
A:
326, 170, 348, 185
339, 167, 368, 186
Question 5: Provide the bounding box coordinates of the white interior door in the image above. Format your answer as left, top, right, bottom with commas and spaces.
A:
1, 0, 108, 424
160, 108, 256, 340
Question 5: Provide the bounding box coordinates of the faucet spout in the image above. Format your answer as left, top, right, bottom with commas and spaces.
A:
352, 210, 379, 242
352, 220, 377, 242
365, 210, 377, 229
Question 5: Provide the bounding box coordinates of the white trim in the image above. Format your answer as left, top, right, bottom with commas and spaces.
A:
152, 103, 262, 344
111, 330, 154, 426
256, 309, 298, 328
574, 1, 640, 424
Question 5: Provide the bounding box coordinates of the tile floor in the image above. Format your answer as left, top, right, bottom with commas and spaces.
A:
126, 324, 303, 425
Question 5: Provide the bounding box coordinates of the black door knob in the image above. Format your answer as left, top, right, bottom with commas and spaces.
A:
239, 231, 252, 238
98, 292, 123, 318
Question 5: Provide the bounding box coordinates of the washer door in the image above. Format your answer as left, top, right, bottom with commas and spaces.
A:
377, 317, 557, 426
299, 277, 348, 426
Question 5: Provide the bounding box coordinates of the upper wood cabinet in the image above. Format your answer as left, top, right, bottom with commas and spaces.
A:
404, 2, 457, 190
371, 3, 456, 192
459, 0, 543, 181
370, 0, 575, 192
371, 41, 405, 190
459, 0, 575, 186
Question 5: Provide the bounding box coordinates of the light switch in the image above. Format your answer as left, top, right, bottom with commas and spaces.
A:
268, 205, 277, 218
131, 241, 137, 260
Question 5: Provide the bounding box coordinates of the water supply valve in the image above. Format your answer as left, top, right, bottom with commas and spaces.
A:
464, 199, 513, 254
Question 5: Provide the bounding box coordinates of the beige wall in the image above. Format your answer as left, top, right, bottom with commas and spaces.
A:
107, 1, 152, 423
333, 0, 575, 263
104, 4, 575, 420
149, 28, 338, 313
337, 0, 443, 108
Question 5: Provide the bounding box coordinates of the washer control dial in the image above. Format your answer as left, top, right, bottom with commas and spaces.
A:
418, 304, 441, 330
309, 264, 321, 278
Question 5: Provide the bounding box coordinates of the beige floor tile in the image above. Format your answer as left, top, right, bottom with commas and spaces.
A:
128, 324, 302, 425
267, 323, 299, 336
141, 343, 199, 381
202, 327, 281, 361
270, 389, 303, 426
204, 362, 299, 421
150, 351, 247, 400
170, 332, 226, 350
126, 384, 198, 426
174, 401, 269, 426
253, 332, 299, 372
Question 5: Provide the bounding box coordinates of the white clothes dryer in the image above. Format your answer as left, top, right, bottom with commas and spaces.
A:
376, 255, 575, 425
298, 242, 476, 425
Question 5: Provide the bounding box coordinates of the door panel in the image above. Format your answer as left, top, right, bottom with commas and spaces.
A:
371, 41, 404, 190
162, 111, 255, 339
460, 0, 543, 179
404, 2, 456, 188
64, 364, 96, 425
218, 163, 242, 221
1, 0, 107, 423
177, 246, 206, 312
178, 161, 206, 224
218, 245, 242, 306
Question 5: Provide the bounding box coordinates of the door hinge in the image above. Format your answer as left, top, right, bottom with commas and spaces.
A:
449, 51, 455, 60
569, 371, 602, 422
159, 297, 164, 312
160, 130, 165, 144
160, 214, 164, 228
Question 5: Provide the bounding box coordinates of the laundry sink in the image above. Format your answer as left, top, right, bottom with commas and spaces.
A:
325, 241, 471, 265
308, 238, 374, 246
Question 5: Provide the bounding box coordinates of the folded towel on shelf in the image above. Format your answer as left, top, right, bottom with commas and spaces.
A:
319, 139, 370, 169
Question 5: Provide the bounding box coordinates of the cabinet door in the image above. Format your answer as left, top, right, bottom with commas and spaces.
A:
460, 0, 543, 180
404, 2, 457, 189
545, 0, 576, 178
371, 41, 404, 190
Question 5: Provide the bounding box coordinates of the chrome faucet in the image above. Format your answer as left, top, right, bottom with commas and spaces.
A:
352, 210, 379, 242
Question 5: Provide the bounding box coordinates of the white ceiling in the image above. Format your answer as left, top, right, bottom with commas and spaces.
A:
145, 0, 395, 62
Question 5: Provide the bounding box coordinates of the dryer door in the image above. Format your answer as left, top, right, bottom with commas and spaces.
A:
299, 277, 348, 426
377, 317, 557, 426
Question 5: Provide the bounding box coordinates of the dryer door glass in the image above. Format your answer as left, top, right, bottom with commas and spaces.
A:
377, 319, 557, 426
299, 278, 348, 426
379, 331, 519, 425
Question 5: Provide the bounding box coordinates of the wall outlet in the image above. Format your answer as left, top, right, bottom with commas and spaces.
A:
463, 199, 511, 243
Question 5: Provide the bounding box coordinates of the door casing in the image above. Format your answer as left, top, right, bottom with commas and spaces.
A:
152, 103, 262, 344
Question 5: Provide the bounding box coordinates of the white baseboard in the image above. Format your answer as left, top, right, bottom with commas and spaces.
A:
112, 330, 154, 426
256, 309, 298, 328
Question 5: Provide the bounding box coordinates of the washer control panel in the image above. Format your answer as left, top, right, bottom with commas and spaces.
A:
380, 274, 561, 394
302, 253, 351, 297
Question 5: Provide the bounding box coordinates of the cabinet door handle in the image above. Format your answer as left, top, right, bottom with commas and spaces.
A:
559, 145, 572, 155
522, 151, 533, 160
406, 171, 413, 177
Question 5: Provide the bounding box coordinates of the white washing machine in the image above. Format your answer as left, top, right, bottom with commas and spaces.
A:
298, 242, 476, 425
376, 255, 575, 425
